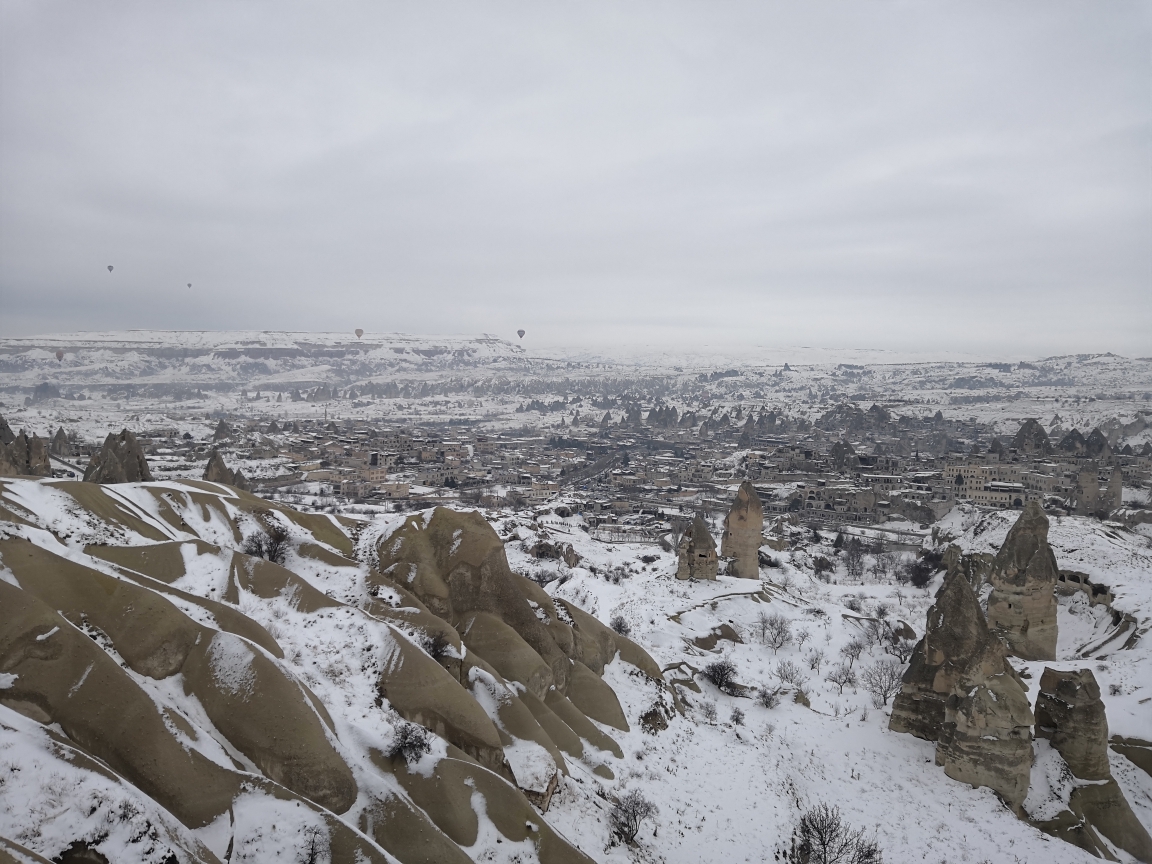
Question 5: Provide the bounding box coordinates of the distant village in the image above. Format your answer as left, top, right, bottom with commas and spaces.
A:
5, 397, 1148, 543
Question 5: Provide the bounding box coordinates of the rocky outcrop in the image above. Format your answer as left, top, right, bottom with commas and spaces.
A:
890, 566, 1021, 741
83, 429, 153, 484
202, 449, 251, 491
936, 661, 1035, 812
676, 515, 718, 580
1030, 668, 1152, 861
1084, 428, 1111, 461
1013, 419, 1051, 456
50, 426, 70, 457
721, 480, 763, 579
986, 501, 1059, 660
1035, 669, 1109, 780
213, 418, 232, 441
890, 568, 1034, 810
1073, 464, 1102, 517
1, 431, 52, 477
1057, 428, 1086, 456
0, 414, 14, 445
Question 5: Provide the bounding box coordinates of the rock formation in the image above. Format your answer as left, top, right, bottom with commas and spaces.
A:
374, 507, 664, 789
202, 449, 251, 490
0, 431, 52, 477
890, 568, 1034, 810
986, 501, 1059, 660
0, 480, 621, 864
720, 480, 763, 579
1013, 419, 1051, 456
1057, 428, 1086, 456
83, 429, 153, 484
1084, 427, 1111, 461
213, 418, 232, 441
1030, 668, 1152, 861
936, 659, 1035, 812
676, 515, 718, 580
1073, 464, 1102, 517
50, 426, 70, 457
0, 413, 15, 445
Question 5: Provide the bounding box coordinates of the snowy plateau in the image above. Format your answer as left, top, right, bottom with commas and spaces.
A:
0, 330, 1151, 864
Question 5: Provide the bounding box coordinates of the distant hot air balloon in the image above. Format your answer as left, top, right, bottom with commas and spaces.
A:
517, 329, 525, 339
355, 328, 363, 339
107, 265, 114, 273
55, 350, 64, 362
187, 283, 192, 289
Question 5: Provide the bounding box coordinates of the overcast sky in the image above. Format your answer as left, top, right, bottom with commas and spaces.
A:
1, 1, 1148, 357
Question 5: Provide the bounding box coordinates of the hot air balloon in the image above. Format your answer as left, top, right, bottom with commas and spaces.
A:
55, 350, 64, 362
187, 283, 192, 289
355, 329, 363, 339
107, 265, 114, 273
517, 329, 525, 339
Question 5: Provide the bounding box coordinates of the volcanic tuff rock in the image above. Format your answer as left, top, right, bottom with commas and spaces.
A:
0, 414, 14, 445
720, 480, 763, 579
1013, 418, 1052, 455
1030, 668, 1152, 861
890, 567, 1023, 741
49, 426, 70, 457
0, 431, 52, 478
82, 429, 153, 484
676, 514, 718, 581
936, 661, 1035, 812
986, 501, 1059, 660
202, 449, 251, 491
0, 479, 612, 864
213, 418, 232, 441
890, 568, 1034, 809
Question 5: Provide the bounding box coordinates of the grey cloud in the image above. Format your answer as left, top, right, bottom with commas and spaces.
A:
1, 1, 1148, 355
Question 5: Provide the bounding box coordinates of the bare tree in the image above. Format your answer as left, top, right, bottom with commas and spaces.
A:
774, 659, 806, 686
826, 663, 857, 695
860, 658, 905, 708
796, 628, 812, 648
787, 803, 882, 864
806, 649, 825, 673
763, 613, 793, 654
844, 538, 865, 582
839, 638, 865, 667
610, 789, 658, 844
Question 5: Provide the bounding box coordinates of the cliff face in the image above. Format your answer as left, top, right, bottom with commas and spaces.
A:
676, 515, 718, 580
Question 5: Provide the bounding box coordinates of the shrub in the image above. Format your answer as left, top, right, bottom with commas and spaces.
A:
419, 630, 452, 660
703, 660, 738, 694
774, 659, 805, 686
757, 686, 781, 709
700, 701, 718, 722
610, 790, 657, 844
610, 615, 632, 638
242, 519, 290, 565
388, 722, 431, 763
860, 658, 905, 708
730, 707, 745, 726
786, 802, 882, 864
